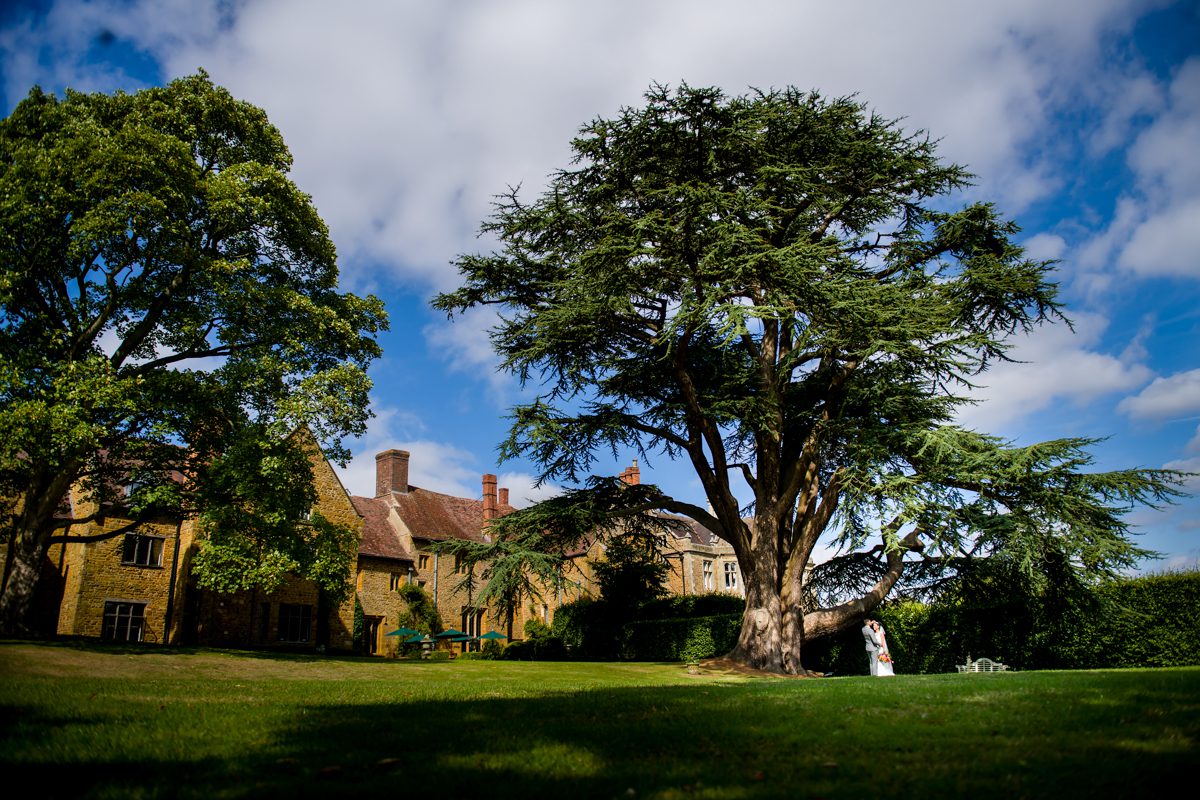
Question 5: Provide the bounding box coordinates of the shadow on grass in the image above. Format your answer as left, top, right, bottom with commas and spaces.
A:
0, 636, 384, 664
5, 672, 1198, 800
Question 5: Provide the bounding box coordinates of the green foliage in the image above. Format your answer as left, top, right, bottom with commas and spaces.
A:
523, 617, 554, 639
192, 434, 357, 601
0, 71, 387, 632
550, 597, 625, 659
552, 592, 746, 661
622, 614, 742, 661
433, 477, 687, 629
637, 592, 745, 620
395, 583, 442, 638
434, 82, 1189, 670
805, 570, 1200, 674
502, 616, 568, 661
352, 595, 365, 654
591, 535, 669, 611
1085, 570, 1200, 668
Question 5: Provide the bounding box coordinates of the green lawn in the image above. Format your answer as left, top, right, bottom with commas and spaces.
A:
1, 641, 1197, 799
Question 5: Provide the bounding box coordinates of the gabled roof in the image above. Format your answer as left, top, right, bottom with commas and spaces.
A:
351, 496, 415, 561
351, 485, 515, 561
677, 518, 721, 546
381, 486, 513, 543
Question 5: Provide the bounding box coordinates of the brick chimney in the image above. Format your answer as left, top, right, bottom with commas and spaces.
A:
375, 450, 410, 496
483, 474, 498, 521
498, 487, 509, 507
620, 459, 640, 486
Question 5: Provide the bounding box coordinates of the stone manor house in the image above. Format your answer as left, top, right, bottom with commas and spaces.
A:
14, 442, 745, 655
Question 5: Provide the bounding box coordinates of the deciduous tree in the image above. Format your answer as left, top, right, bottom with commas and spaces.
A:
0, 72, 387, 634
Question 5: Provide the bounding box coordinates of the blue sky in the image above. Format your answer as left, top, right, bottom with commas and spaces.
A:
2, 0, 1197, 572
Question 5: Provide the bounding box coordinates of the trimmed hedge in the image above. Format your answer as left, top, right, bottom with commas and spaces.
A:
622, 614, 742, 661
551, 594, 745, 661
544, 571, 1200, 669
804, 570, 1200, 675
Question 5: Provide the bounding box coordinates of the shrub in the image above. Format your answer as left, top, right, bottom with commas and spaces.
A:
552, 593, 746, 660
622, 614, 741, 661
803, 569, 1200, 674
637, 593, 745, 620
551, 597, 624, 659
501, 636, 568, 661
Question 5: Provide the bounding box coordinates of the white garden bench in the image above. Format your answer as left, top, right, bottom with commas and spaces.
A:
956, 656, 1009, 673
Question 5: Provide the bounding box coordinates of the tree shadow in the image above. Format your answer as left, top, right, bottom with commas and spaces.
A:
4, 678, 1196, 799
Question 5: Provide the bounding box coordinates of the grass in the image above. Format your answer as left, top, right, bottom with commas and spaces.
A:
1, 641, 1197, 799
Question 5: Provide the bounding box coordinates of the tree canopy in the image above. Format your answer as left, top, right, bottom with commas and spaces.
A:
435, 84, 1187, 674
0, 72, 387, 633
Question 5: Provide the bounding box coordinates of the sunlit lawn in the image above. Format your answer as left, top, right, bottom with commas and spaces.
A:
1, 640, 1197, 799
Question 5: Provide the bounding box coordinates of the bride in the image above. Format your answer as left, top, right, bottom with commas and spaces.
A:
873, 620, 895, 677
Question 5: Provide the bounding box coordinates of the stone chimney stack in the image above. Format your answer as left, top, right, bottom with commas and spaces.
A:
498, 487, 509, 507
375, 450, 410, 496
483, 474, 498, 521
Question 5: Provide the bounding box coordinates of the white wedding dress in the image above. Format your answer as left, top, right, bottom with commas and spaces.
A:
877, 634, 895, 676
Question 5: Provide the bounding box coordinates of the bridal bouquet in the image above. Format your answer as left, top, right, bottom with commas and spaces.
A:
879, 653, 892, 664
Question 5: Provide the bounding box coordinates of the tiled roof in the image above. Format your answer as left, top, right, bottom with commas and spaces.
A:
351, 486, 516, 560
384, 486, 513, 543
351, 495, 415, 562
664, 515, 726, 547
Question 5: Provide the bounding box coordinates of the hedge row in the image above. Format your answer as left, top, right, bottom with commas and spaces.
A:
543, 570, 1200, 671
551, 593, 743, 660
805, 570, 1200, 675
622, 614, 742, 662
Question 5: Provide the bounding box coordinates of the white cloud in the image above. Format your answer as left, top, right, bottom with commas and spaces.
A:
496, 471, 563, 509
422, 306, 513, 399
3, 0, 1165, 289
1022, 232, 1067, 262
1092, 57, 1200, 279
1162, 455, 1200, 491
331, 397, 486, 498
332, 401, 563, 504
954, 313, 1153, 431
1160, 552, 1200, 572
1118, 198, 1200, 277
8, 0, 1182, 330
1117, 368, 1200, 420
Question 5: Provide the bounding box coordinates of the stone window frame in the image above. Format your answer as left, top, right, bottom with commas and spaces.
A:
278, 603, 312, 643
102, 600, 146, 642
702, 560, 714, 591
121, 533, 164, 568
723, 561, 739, 591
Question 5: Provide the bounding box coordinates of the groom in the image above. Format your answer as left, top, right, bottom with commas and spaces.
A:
862, 619, 881, 676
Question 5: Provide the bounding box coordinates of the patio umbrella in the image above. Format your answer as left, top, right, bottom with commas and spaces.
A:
435, 629, 467, 638
479, 630, 508, 640
448, 636, 475, 643
404, 633, 429, 644
385, 626, 421, 637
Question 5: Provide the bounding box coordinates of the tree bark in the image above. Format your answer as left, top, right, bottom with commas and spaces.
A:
725, 518, 787, 672
1, 468, 78, 636
0, 525, 49, 636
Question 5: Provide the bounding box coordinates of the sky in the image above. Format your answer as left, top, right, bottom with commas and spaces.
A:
2, 0, 1197, 573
